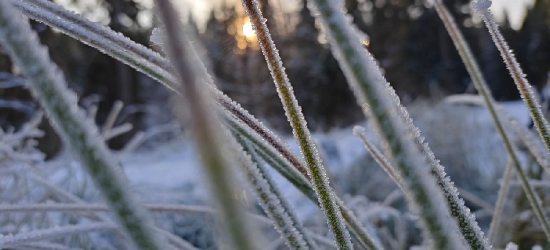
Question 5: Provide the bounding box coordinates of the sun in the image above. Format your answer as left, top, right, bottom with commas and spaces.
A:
242, 21, 256, 39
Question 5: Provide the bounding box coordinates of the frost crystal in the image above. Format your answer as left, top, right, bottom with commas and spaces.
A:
472, 0, 492, 12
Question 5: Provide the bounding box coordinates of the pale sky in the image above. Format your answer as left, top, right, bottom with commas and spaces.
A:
54, 0, 536, 30
182, 0, 536, 30
491, 0, 534, 29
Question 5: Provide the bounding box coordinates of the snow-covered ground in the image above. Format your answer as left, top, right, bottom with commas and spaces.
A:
0, 98, 539, 249
120, 98, 531, 220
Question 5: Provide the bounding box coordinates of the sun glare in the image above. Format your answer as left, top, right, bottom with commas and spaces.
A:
242, 21, 256, 38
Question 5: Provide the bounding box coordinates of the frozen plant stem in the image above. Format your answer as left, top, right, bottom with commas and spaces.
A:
0, 222, 116, 248
487, 161, 514, 245
224, 112, 382, 250
0, 2, 165, 250
153, 0, 258, 249
353, 126, 404, 191
242, 0, 354, 249
304, 0, 466, 248
473, 0, 550, 155
238, 136, 316, 250
435, 0, 550, 243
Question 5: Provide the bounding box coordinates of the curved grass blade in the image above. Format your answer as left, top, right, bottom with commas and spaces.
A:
0, 2, 166, 250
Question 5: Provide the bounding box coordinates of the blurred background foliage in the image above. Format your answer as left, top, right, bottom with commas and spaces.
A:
1, 0, 549, 155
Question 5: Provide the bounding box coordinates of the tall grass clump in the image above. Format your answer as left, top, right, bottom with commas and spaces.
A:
13, 0, 383, 248
433, 0, 550, 245
0, 1, 165, 250
3, 0, 550, 248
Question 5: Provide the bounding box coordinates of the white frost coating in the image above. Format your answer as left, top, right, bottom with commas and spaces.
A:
472, 0, 491, 12
37, 0, 378, 247
21, 0, 170, 70
12, 0, 179, 91
507, 115, 550, 172
216, 89, 311, 177
241, 0, 354, 249
150, 28, 165, 49
0, 222, 116, 248
305, 0, 466, 248
504, 242, 518, 250
150, 27, 310, 180
16, 0, 299, 176
235, 136, 315, 250
0, 2, 165, 250
224, 109, 384, 250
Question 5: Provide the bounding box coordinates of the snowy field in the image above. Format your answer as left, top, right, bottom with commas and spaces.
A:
121, 98, 531, 226
1, 98, 540, 249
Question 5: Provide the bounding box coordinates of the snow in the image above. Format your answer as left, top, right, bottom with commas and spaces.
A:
123, 142, 207, 200
118, 99, 532, 213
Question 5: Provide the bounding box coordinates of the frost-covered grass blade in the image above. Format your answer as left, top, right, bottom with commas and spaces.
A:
241, 0, 356, 249
236, 136, 316, 250
472, 0, 550, 157
0, 2, 166, 250
302, 0, 466, 248
153, 0, 259, 249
